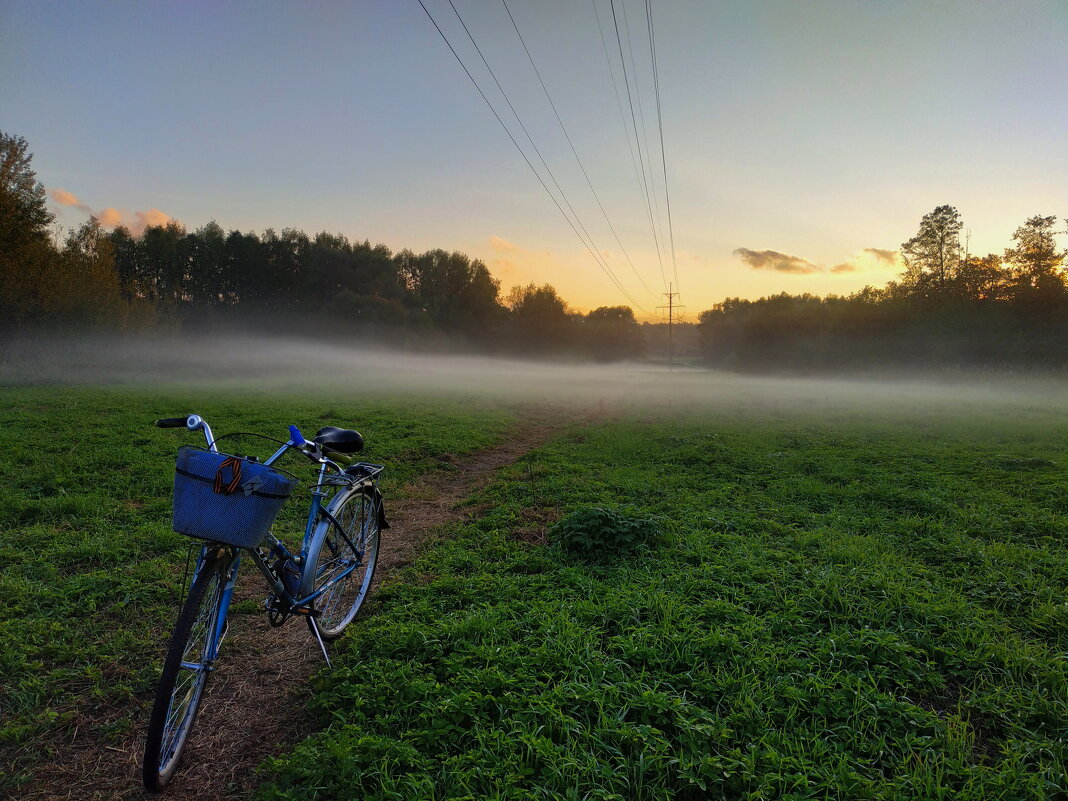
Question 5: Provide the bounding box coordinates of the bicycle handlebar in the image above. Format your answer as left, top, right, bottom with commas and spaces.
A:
155, 414, 217, 452
155, 415, 355, 467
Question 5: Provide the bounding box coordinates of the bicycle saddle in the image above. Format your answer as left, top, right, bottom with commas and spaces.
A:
313, 426, 364, 453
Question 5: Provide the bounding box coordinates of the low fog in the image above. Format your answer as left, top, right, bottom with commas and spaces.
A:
3, 334, 1067, 422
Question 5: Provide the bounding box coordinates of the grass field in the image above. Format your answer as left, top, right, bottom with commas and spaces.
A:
0, 385, 518, 791
2, 379, 1066, 799
258, 405, 1068, 800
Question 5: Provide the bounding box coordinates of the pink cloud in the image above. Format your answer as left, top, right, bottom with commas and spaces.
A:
96, 207, 177, 236
49, 188, 92, 214
47, 186, 179, 236
95, 207, 123, 227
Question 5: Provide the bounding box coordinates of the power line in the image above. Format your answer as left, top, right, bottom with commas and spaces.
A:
645, 0, 679, 294
608, 0, 667, 292
415, 0, 640, 308
500, 0, 657, 300
415, 0, 643, 310
619, 0, 668, 265
442, 0, 645, 310
591, 0, 654, 237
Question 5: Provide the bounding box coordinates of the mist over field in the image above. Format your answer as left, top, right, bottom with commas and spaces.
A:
4, 333, 1067, 421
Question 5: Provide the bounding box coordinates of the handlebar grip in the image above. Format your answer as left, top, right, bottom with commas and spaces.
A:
288, 424, 307, 446
156, 417, 190, 428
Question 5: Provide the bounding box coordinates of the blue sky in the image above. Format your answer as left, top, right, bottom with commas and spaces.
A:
3, 0, 1066, 317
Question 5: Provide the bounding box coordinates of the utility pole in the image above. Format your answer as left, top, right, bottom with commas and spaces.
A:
657, 283, 684, 369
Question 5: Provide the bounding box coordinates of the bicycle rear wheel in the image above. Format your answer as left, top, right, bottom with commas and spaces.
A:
142, 551, 233, 792
305, 486, 382, 640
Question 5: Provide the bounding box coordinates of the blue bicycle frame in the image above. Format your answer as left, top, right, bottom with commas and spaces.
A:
176, 414, 380, 668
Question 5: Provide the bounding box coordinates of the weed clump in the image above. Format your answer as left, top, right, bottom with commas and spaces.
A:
551, 506, 660, 560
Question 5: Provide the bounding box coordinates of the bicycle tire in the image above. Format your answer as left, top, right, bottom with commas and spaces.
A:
142, 552, 232, 792
304, 486, 382, 640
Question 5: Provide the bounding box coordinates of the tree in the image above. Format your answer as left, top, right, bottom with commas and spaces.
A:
900, 205, 963, 296
397, 249, 503, 335
57, 218, 127, 325
139, 221, 190, 304
584, 305, 642, 361
955, 254, 1011, 304
506, 283, 575, 352
0, 131, 54, 256
1004, 215, 1065, 292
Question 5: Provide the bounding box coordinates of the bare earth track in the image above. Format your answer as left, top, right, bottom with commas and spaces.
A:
22, 417, 569, 801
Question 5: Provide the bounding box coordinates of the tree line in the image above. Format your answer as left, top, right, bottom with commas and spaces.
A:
6, 130, 1067, 370
698, 205, 1068, 371
0, 131, 648, 360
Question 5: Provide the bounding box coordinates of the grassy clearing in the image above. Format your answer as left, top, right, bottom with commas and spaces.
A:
259, 408, 1067, 800
0, 385, 517, 790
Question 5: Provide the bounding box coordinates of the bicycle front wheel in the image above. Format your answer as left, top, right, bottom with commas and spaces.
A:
142, 551, 233, 792
305, 486, 382, 640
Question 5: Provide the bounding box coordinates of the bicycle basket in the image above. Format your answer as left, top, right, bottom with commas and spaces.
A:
172, 446, 298, 549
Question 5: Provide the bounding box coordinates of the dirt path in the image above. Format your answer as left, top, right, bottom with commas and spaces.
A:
23, 417, 570, 801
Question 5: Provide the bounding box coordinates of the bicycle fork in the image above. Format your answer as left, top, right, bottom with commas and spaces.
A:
207, 552, 241, 665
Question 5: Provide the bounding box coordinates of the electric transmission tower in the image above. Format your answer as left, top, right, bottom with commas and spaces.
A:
657, 283, 684, 369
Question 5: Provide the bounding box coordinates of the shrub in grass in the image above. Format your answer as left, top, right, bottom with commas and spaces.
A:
551, 506, 660, 560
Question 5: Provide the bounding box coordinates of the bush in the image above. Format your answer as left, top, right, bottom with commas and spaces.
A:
550, 506, 661, 560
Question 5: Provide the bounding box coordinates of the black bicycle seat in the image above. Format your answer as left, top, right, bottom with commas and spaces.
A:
313, 426, 364, 453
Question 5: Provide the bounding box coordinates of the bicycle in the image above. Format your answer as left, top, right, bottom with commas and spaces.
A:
142, 413, 387, 792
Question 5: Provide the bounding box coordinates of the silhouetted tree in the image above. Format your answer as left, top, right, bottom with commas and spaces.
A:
1004, 215, 1066, 310
397, 249, 503, 336
900, 205, 963, 296
585, 306, 642, 361
0, 131, 53, 256
506, 283, 575, 353
955, 254, 1010, 304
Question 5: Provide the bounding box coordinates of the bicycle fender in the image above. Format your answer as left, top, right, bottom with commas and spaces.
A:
373, 487, 390, 530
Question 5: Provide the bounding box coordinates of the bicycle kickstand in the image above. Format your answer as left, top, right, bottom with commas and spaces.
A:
307, 617, 332, 668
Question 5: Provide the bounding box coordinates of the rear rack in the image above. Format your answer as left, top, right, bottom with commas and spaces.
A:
321, 462, 384, 487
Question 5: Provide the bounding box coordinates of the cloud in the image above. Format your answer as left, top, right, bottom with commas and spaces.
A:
835, 248, 903, 273
736, 246, 903, 276
489, 235, 518, 252
95, 207, 124, 227
49, 188, 92, 214
733, 248, 821, 274
95, 207, 176, 236
47, 186, 178, 236
862, 248, 898, 264
133, 209, 174, 232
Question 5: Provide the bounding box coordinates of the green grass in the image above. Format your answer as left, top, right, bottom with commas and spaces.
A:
2, 384, 1066, 799
0, 385, 517, 790
258, 410, 1067, 800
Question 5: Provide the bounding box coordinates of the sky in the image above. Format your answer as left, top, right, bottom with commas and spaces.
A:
2, 0, 1066, 319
